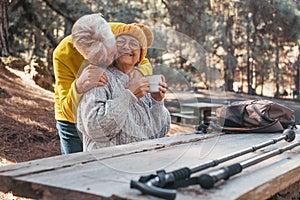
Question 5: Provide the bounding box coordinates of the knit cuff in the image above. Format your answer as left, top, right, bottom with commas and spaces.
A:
125, 89, 138, 105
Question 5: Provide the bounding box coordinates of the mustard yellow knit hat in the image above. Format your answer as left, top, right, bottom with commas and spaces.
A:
131, 23, 154, 48
113, 24, 153, 63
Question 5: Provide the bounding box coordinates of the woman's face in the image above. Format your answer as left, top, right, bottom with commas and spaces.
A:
115, 35, 141, 73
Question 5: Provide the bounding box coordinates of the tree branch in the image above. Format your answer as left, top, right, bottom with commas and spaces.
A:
41, 0, 76, 23
161, 0, 169, 10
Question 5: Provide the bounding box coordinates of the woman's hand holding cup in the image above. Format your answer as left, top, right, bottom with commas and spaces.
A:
147, 74, 167, 102
126, 76, 149, 99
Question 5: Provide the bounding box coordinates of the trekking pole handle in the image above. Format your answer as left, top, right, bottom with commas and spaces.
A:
130, 179, 176, 200
198, 163, 243, 189
130, 167, 191, 199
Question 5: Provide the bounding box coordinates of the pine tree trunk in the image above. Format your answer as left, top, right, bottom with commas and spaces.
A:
246, 17, 252, 94
0, 0, 9, 56
64, 0, 73, 36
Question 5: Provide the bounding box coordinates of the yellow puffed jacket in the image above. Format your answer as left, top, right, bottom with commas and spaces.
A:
53, 22, 152, 123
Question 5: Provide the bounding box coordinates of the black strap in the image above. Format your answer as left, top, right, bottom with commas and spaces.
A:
252, 104, 274, 124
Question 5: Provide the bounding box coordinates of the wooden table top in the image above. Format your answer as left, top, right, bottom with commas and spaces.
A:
0, 129, 300, 200
182, 102, 223, 109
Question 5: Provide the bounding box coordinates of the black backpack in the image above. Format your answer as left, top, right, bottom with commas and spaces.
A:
214, 100, 295, 133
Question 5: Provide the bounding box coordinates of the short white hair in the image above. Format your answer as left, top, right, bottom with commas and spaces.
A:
72, 13, 115, 65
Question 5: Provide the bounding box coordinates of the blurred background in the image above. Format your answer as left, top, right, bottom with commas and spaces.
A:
0, 0, 299, 99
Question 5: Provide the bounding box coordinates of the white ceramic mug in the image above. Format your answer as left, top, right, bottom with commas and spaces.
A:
146, 74, 162, 93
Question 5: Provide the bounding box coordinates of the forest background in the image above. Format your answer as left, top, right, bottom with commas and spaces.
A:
0, 0, 300, 98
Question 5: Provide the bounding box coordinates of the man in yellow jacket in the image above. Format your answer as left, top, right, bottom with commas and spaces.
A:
53, 14, 152, 154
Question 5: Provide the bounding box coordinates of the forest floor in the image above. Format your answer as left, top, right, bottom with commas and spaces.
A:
0, 65, 60, 200
0, 65, 61, 164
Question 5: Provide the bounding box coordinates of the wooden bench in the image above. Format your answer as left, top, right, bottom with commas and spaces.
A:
170, 112, 198, 123
206, 115, 218, 122
181, 102, 223, 124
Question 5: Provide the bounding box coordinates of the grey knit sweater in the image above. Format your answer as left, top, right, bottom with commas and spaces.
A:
77, 66, 171, 151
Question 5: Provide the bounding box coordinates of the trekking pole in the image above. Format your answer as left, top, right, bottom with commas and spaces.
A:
190, 128, 295, 173
130, 129, 295, 199
199, 139, 300, 189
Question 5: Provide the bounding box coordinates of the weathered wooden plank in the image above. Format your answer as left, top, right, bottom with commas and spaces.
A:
0, 133, 216, 193
237, 154, 300, 200
1, 133, 212, 172
8, 133, 300, 200
198, 150, 300, 200
12, 181, 120, 200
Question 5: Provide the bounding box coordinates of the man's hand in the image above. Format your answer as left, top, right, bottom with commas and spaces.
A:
150, 75, 167, 102
75, 65, 107, 94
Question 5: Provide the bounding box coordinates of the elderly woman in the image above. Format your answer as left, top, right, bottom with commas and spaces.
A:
77, 24, 171, 151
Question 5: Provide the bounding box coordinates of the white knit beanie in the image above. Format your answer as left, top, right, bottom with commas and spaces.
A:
72, 13, 116, 65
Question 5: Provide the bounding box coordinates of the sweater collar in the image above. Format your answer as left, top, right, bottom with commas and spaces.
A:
108, 66, 129, 84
